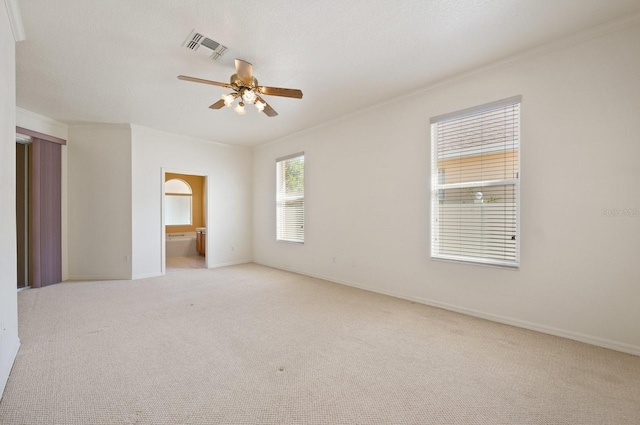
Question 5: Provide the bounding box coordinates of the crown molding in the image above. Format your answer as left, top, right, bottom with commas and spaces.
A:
4, 0, 25, 42
16, 107, 68, 140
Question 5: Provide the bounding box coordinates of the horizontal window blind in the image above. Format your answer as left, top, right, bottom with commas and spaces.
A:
276, 153, 305, 243
431, 97, 520, 267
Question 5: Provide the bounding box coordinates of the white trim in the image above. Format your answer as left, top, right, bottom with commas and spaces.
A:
4, 0, 25, 42
161, 169, 166, 275
430, 96, 522, 124
132, 272, 162, 280
160, 168, 210, 274
276, 151, 305, 163
16, 108, 69, 140
253, 261, 640, 357
66, 275, 130, 281
431, 254, 519, 269
515, 102, 522, 266
209, 260, 252, 269
64, 261, 252, 281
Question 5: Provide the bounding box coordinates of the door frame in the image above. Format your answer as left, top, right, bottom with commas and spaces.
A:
160, 167, 209, 274
16, 127, 66, 288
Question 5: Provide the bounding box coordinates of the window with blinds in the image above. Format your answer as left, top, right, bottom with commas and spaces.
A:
430, 96, 521, 267
276, 153, 305, 243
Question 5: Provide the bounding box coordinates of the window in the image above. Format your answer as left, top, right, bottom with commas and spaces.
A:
430, 96, 521, 267
165, 179, 192, 226
276, 153, 305, 243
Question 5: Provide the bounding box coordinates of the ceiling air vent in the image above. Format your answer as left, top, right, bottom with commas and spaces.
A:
183, 30, 227, 60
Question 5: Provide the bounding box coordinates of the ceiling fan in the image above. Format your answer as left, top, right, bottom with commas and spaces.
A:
178, 59, 303, 117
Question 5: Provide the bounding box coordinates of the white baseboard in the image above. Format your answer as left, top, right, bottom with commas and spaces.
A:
0, 336, 21, 398
208, 260, 252, 269
66, 274, 131, 281
132, 272, 162, 280
253, 261, 640, 357
70, 260, 252, 281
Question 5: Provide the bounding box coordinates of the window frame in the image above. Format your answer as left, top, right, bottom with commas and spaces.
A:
430, 96, 521, 268
276, 152, 305, 243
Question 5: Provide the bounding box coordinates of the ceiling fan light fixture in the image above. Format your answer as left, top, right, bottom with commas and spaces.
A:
222, 93, 236, 107
235, 101, 246, 115
178, 57, 302, 118
242, 89, 257, 104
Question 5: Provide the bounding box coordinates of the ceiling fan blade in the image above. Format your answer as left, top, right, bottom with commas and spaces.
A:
262, 103, 278, 117
235, 59, 253, 85
257, 86, 303, 99
256, 95, 278, 117
177, 75, 233, 89
209, 99, 226, 109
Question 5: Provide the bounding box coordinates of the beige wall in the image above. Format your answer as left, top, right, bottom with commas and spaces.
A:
253, 21, 640, 354
67, 124, 132, 280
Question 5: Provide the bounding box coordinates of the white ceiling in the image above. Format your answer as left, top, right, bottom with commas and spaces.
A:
15, 0, 640, 147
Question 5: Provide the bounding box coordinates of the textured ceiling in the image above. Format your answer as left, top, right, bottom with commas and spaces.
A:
15, 0, 640, 147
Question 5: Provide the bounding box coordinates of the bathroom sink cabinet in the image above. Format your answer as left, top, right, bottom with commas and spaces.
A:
196, 228, 206, 256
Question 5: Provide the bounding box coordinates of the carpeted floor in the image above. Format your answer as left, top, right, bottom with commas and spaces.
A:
1, 263, 639, 424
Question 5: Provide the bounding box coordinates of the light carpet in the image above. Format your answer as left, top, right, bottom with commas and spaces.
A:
1, 263, 639, 424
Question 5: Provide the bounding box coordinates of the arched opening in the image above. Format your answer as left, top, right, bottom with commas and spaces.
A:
165, 178, 192, 226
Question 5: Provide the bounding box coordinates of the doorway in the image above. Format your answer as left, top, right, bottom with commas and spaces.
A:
15, 128, 65, 289
162, 171, 208, 272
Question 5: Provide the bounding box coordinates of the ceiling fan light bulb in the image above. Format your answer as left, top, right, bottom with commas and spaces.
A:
222, 93, 235, 107
235, 102, 246, 115
255, 100, 265, 112
242, 89, 257, 104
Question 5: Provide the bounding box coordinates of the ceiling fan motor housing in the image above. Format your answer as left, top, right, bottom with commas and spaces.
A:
231, 74, 258, 89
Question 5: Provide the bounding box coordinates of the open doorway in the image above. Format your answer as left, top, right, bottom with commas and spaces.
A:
15, 128, 65, 289
162, 171, 207, 272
